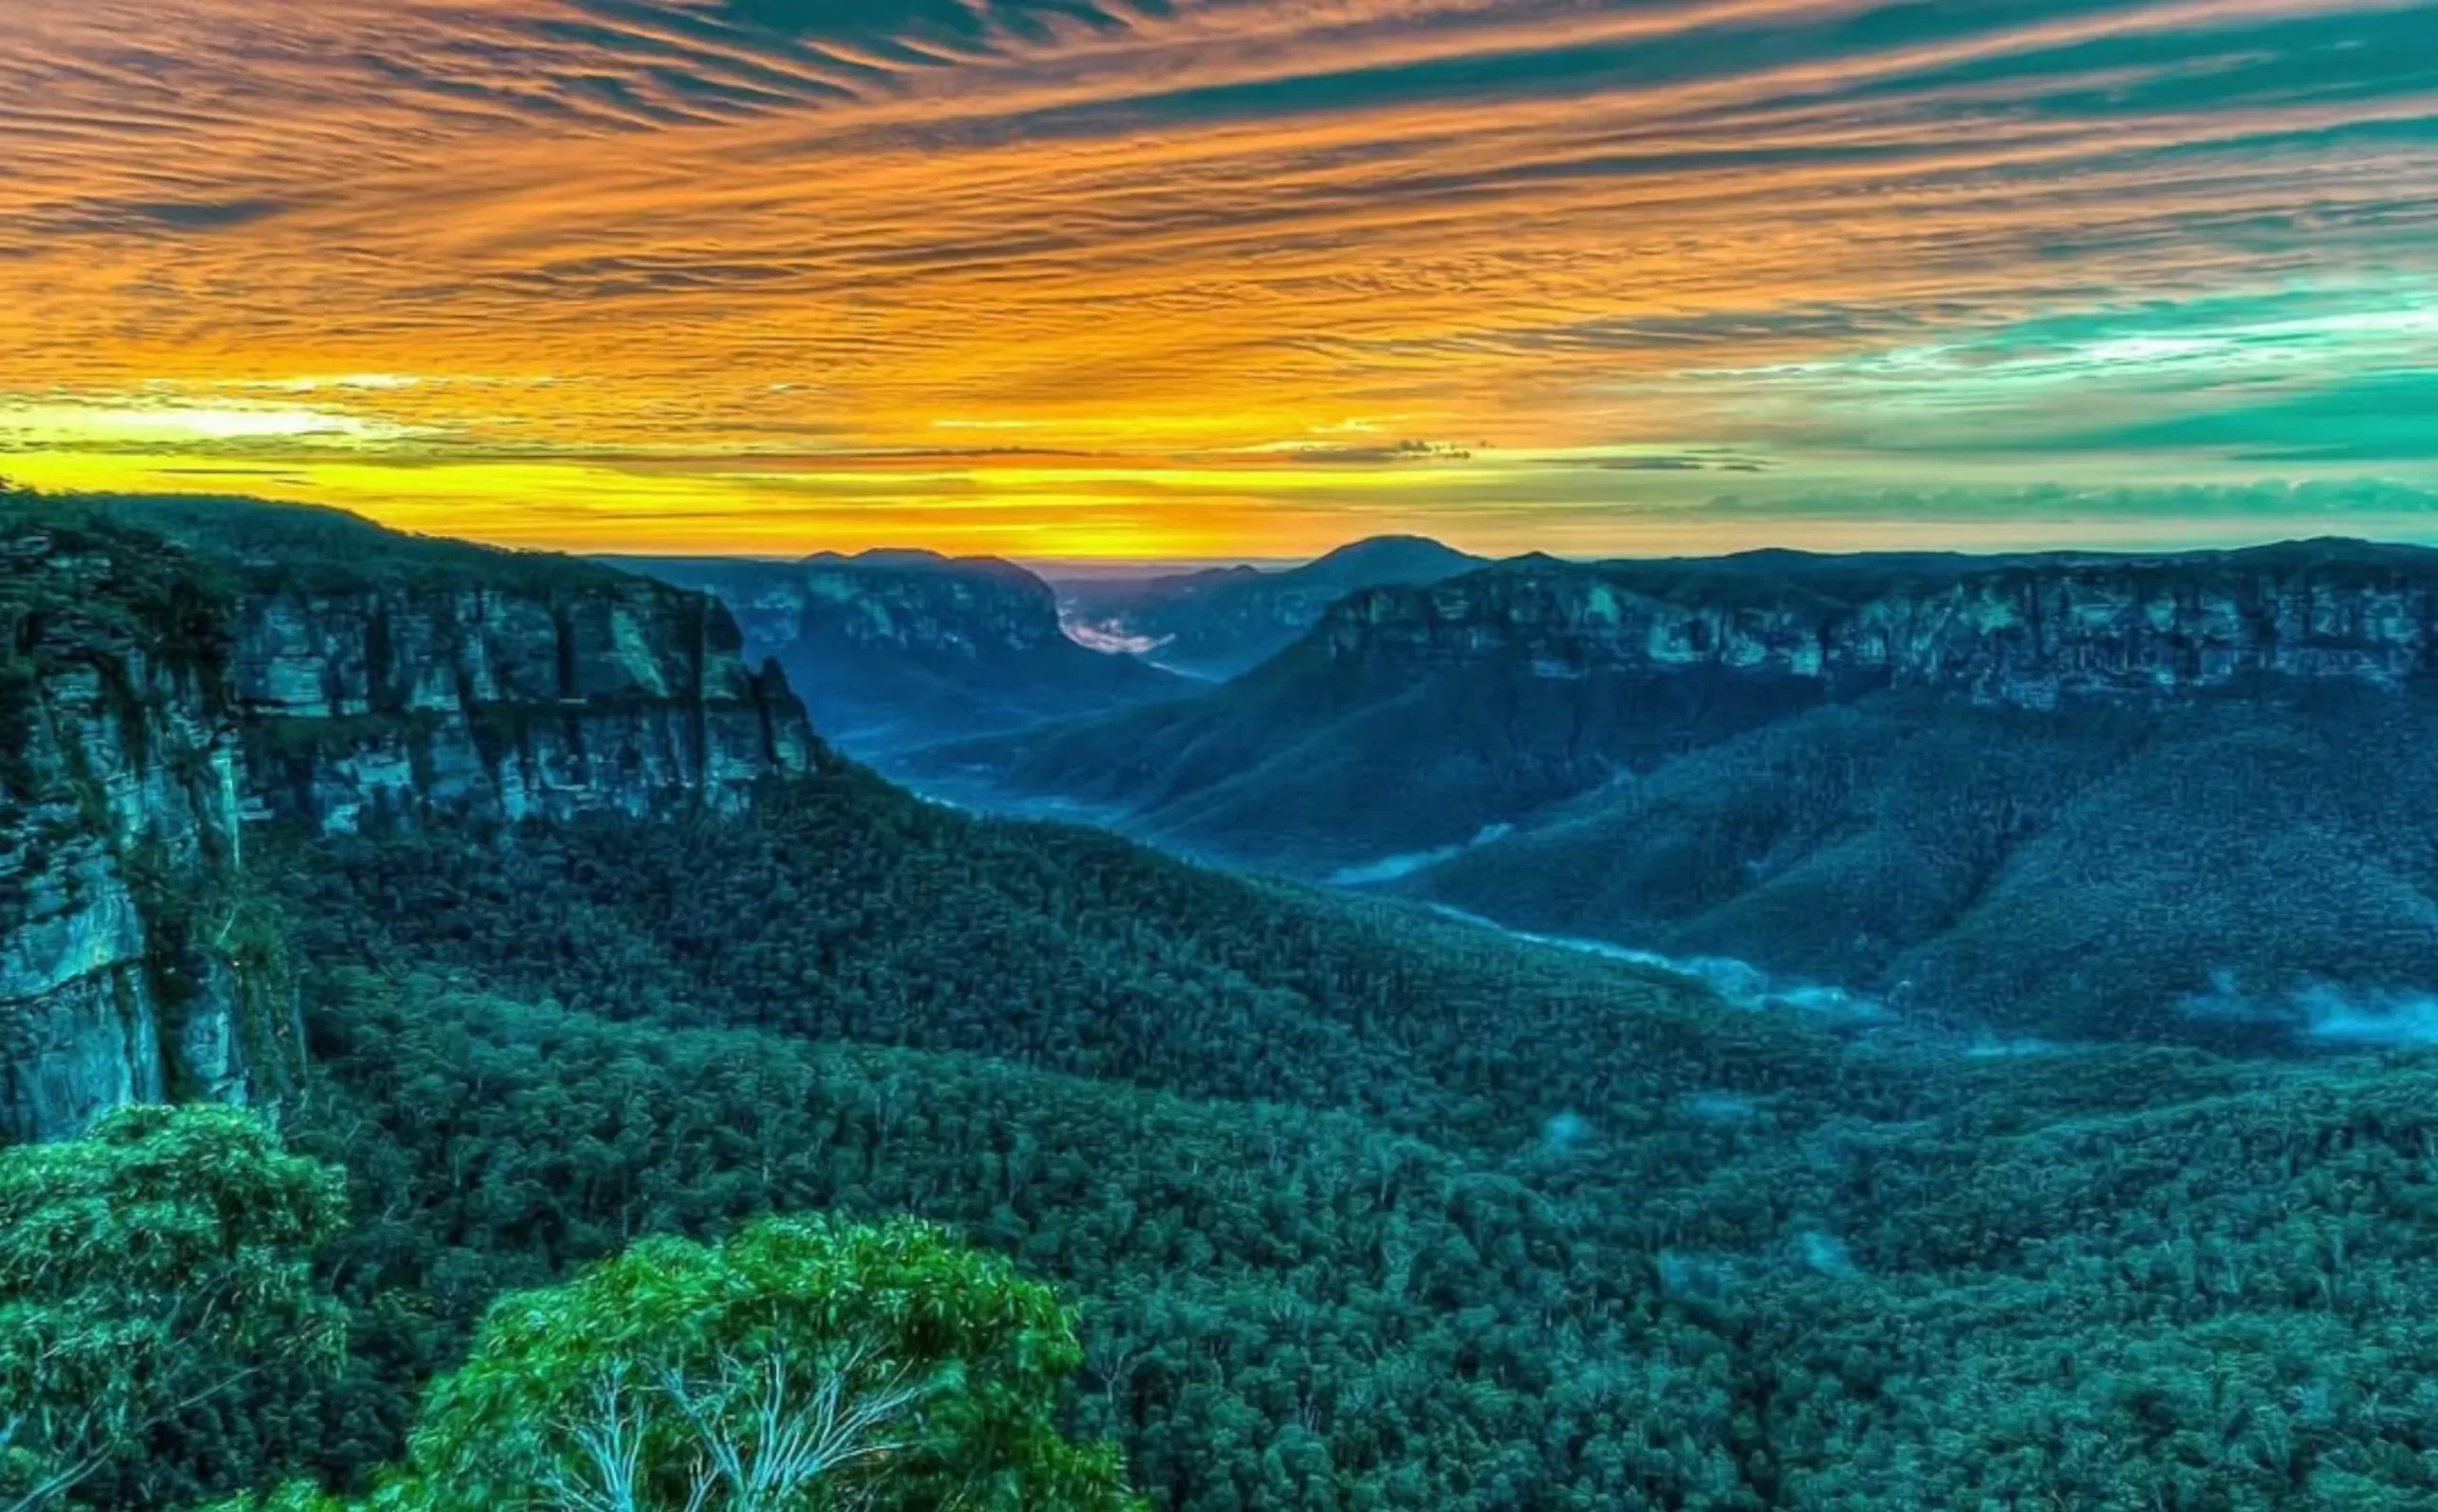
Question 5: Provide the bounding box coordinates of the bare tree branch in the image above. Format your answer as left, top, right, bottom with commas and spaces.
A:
2, 1363, 272, 1512
539, 1363, 647, 1512
648, 1343, 927, 1512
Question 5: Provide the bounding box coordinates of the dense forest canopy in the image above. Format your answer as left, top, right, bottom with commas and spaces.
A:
186, 769, 2438, 1510
9, 491, 2438, 1510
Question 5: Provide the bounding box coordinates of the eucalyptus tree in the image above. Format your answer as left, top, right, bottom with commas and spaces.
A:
396, 1215, 1142, 1512
0, 1106, 348, 1512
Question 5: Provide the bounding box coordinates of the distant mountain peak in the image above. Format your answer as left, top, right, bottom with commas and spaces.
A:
800, 547, 1049, 592
1304, 534, 1478, 574
1318, 532, 1452, 554
1053, 533, 1487, 680
811, 547, 949, 567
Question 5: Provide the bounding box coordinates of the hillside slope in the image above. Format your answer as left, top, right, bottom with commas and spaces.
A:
15, 494, 2438, 1511
263, 755, 2438, 1512
1405, 688, 2438, 1043
926, 543, 2438, 1042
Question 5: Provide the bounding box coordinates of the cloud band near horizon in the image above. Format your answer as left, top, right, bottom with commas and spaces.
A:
3, 0, 2435, 556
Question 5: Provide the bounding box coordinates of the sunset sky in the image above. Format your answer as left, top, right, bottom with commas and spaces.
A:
4, 0, 2435, 560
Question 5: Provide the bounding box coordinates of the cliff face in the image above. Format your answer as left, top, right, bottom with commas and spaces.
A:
235, 578, 812, 832
2, 524, 254, 1142
3, 499, 817, 1141
632, 550, 1069, 660
948, 539, 2438, 882
1382, 547, 2438, 1044
1894, 555, 2437, 705
620, 550, 1184, 756
1320, 544, 2438, 706
796, 550, 1075, 657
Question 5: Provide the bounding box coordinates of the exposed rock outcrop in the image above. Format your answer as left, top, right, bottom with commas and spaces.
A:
943, 539, 2438, 881
2, 522, 253, 1142
619, 549, 1183, 756
3, 498, 817, 1140
234, 577, 811, 832
1320, 542, 2438, 706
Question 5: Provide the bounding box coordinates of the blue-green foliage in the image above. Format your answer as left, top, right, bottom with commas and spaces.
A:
214, 766, 2438, 1511
0, 1106, 346, 1510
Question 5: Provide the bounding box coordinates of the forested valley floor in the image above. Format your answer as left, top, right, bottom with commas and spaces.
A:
133, 754, 2438, 1511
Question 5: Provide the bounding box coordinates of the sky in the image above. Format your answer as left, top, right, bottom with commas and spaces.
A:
3, 0, 2436, 561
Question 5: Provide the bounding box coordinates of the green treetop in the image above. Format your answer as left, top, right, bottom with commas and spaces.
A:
0, 1106, 349, 1512
390, 1215, 1142, 1512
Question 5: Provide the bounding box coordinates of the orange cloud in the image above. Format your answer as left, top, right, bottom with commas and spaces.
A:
3, 0, 2435, 555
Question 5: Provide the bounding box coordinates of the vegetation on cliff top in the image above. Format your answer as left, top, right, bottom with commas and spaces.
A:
3, 501, 238, 788
47, 493, 635, 600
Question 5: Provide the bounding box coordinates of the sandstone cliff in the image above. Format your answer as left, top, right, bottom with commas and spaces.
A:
953, 539, 2438, 877
235, 571, 812, 831
4, 517, 256, 1141
2, 497, 816, 1140
1320, 542, 2438, 706
621, 549, 1183, 756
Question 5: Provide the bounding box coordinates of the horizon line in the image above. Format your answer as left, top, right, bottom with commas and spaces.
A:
17, 483, 2438, 575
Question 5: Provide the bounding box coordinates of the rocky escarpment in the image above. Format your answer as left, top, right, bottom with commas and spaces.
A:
940, 538, 2438, 879
1378, 544, 2438, 1044
922, 540, 2438, 1044
235, 574, 812, 832
1319, 541, 2438, 706
3, 497, 818, 1140
682, 549, 1078, 659
2, 520, 260, 1142
621, 549, 1183, 756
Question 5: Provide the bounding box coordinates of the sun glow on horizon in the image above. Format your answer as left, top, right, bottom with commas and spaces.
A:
3, 0, 2435, 555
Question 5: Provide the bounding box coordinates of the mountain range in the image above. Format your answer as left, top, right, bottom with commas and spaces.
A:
1054, 535, 1485, 680
13, 493, 2438, 1505
922, 541, 2438, 1044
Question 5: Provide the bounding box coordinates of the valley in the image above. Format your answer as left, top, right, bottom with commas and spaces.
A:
9, 492, 2438, 1510
928, 542, 2438, 1047
10, 5, 2428, 1506
608, 548, 1191, 763
1051, 536, 1487, 681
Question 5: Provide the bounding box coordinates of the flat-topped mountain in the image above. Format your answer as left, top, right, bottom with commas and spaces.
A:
1317, 540, 2438, 700
3, 494, 812, 1142
618, 548, 1189, 758
926, 540, 2438, 1041
1057, 534, 1485, 680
